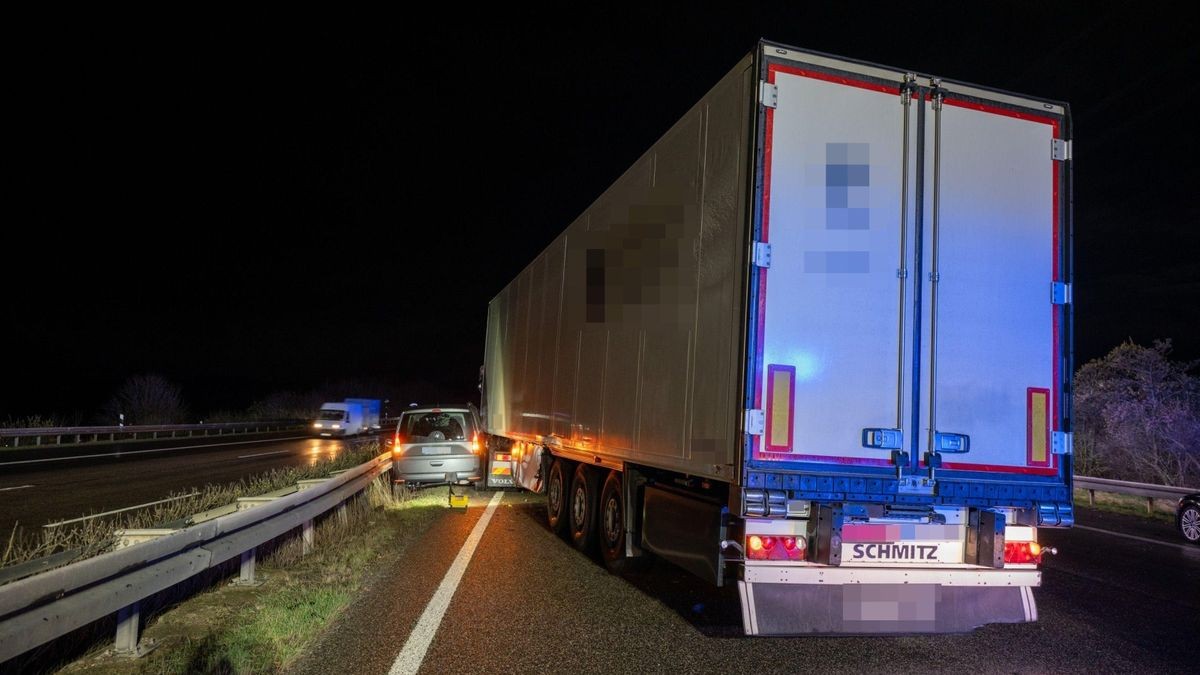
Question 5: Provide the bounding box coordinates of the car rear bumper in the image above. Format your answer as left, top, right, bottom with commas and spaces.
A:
393, 455, 481, 485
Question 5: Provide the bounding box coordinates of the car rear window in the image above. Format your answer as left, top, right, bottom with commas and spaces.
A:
397, 411, 475, 442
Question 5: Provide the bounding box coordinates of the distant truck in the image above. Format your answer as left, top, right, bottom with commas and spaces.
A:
344, 398, 382, 430
312, 401, 366, 437
482, 40, 1073, 635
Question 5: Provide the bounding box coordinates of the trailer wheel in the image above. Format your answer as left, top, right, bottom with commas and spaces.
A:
546, 458, 570, 536
599, 471, 629, 571
569, 463, 601, 552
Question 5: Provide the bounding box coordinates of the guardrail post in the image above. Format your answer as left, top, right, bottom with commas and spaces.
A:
1087, 489, 1095, 506
231, 548, 263, 587
302, 519, 314, 555
113, 601, 155, 657
337, 502, 349, 527
1146, 497, 1154, 514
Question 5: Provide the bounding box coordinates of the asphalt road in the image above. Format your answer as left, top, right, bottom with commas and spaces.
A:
293, 490, 1200, 675
0, 434, 380, 534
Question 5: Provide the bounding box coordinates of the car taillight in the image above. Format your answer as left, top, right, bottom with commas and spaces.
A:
471, 433, 481, 454
1004, 541, 1043, 564
746, 534, 806, 561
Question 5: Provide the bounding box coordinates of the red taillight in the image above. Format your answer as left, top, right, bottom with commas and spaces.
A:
746, 534, 806, 561
1004, 541, 1043, 564
391, 434, 400, 450
470, 433, 481, 454
495, 453, 512, 461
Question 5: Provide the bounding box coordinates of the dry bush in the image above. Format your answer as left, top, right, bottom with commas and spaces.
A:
1074, 340, 1200, 486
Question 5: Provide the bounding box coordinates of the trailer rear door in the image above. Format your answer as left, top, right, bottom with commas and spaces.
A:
918, 93, 1064, 478
749, 59, 915, 470
747, 48, 1070, 501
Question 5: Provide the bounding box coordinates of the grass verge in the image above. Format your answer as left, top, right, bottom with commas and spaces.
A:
1, 443, 383, 570
58, 482, 450, 674
1073, 487, 1178, 523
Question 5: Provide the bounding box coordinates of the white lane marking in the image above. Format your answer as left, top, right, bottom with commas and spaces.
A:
237, 450, 292, 459
0, 484, 35, 492
0, 436, 309, 467
1073, 524, 1199, 553
389, 492, 503, 675
42, 491, 202, 528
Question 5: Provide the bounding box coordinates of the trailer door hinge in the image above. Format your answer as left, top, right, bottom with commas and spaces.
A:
1052, 139, 1072, 161
744, 409, 765, 436
752, 242, 772, 268
1052, 281, 1072, 305
760, 82, 778, 109
1052, 431, 1073, 455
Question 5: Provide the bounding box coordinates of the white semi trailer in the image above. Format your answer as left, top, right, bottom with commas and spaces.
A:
481, 40, 1073, 635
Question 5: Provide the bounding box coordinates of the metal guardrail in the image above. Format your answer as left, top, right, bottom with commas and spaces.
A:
0, 451, 393, 661
1074, 475, 1197, 513
0, 420, 308, 449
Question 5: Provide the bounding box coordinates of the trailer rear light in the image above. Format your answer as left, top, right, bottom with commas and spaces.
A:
746, 534, 806, 561
1004, 541, 1043, 564
495, 453, 512, 461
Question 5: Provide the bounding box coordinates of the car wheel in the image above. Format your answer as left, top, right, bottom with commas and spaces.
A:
546, 458, 570, 536
569, 463, 601, 553
1179, 503, 1200, 544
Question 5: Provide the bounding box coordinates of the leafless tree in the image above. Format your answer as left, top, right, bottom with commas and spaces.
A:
1074, 340, 1200, 486
103, 374, 190, 426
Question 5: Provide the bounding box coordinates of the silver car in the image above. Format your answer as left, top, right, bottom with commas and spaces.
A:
389, 405, 482, 487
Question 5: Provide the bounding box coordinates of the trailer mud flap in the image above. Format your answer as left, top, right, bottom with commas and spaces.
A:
641, 485, 723, 585
738, 581, 1035, 635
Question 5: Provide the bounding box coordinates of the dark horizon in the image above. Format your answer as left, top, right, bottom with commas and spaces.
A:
5, 5, 1197, 421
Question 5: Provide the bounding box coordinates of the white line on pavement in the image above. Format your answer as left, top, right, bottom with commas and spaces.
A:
1073, 524, 1198, 553
42, 492, 202, 528
0, 436, 309, 467
0, 485, 35, 492
237, 450, 292, 459
389, 491, 503, 675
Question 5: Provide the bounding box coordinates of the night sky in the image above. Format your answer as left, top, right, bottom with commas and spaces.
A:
5, 4, 1197, 420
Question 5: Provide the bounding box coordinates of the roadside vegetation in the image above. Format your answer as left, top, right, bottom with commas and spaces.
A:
0, 443, 384, 570
1, 414, 62, 429
1073, 339, 1200, 487
60, 483, 448, 674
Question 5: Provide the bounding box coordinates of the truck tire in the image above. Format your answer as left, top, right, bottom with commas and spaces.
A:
569, 463, 601, 553
598, 471, 652, 574
599, 471, 629, 571
546, 458, 570, 536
